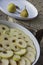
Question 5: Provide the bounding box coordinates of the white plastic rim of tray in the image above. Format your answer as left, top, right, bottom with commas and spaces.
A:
0, 20, 40, 65
0, 0, 38, 20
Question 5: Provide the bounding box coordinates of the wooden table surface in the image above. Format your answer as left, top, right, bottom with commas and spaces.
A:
0, 0, 43, 65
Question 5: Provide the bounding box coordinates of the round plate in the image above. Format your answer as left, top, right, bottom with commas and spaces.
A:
0, 0, 38, 20
0, 20, 40, 65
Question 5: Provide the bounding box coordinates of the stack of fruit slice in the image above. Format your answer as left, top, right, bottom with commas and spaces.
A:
0, 24, 36, 65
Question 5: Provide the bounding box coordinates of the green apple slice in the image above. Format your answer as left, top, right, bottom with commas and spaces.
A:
0, 50, 13, 59
10, 59, 17, 65
15, 49, 26, 56
0, 43, 6, 52
27, 47, 36, 55
13, 55, 21, 61
24, 36, 35, 49
3, 43, 11, 50
0, 34, 9, 43
25, 51, 35, 63
0, 59, 9, 65
0, 24, 9, 34
18, 58, 25, 65
16, 39, 27, 48
9, 29, 18, 36
13, 28, 20, 32
23, 57, 31, 65
5, 30, 10, 35
9, 36, 17, 44
10, 43, 20, 51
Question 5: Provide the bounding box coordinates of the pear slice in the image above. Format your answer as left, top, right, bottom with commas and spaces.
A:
15, 49, 26, 56
1, 34, 10, 50
0, 59, 9, 65
0, 43, 6, 52
25, 51, 35, 63
10, 29, 18, 36
27, 47, 36, 55
1, 34, 9, 43
9, 36, 17, 44
24, 36, 35, 49
18, 58, 25, 65
10, 43, 20, 52
0, 24, 9, 34
23, 57, 31, 65
9, 36, 20, 51
10, 28, 20, 33
16, 39, 27, 48
13, 55, 21, 61
10, 59, 17, 65
3, 42, 11, 50
5, 30, 10, 35
0, 50, 13, 59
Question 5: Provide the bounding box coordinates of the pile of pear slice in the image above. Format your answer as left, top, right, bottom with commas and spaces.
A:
0, 24, 36, 65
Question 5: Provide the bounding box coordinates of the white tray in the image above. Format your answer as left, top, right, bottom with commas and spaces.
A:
0, 0, 38, 20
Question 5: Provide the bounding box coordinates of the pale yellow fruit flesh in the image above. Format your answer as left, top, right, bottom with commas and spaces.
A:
0, 51, 13, 59
15, 49, 26, 56
13, 55, 21, 61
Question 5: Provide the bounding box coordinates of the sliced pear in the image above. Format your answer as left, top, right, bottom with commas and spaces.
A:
10, 29, 18, 36
9, 36, 17, 44
1, 34, 9, 43
25, 51, 35, 63
5, 30, 10, 35
0, 43, 6, 51
11, 28, 20, 33
0, 59, 9, 65
24, 36, 35, 49
15, 49, 26, 56
23, 57, 31, 65
16, 31, 26, 39
0, 24, 9, 34
18, 58, 25, 65
27, 47, 36, 55
10, 59, 17, 65
17, 30, 24, 36
0, 32, 2, 36
17, 35, 23, 39
16, 39, 27, 48
0, 34, 10, 50
0, 50, 13, 59
1, 34, 10, 50
10, 43, 20, 51
3, 43, 11, 50
0, 34, 9, 44
9, 36, 20, 51
13, 55, 21, 61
